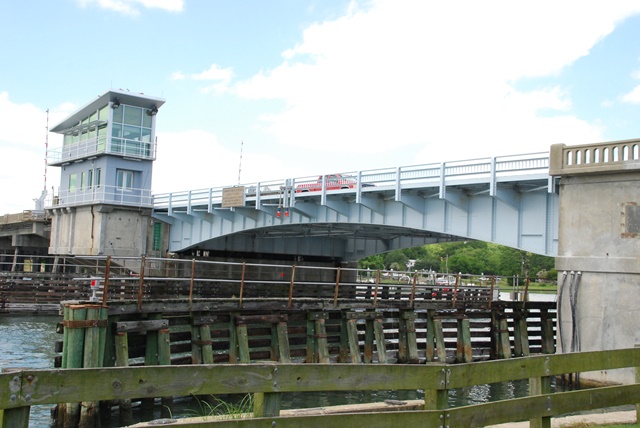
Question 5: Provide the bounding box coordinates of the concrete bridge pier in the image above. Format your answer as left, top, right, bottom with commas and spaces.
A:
550, 139, 640, 384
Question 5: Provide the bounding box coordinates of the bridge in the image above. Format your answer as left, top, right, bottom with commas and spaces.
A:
153, 152, 558, 260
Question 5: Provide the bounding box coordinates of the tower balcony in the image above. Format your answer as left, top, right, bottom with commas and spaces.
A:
45, 184, 153, 209
48, 137, 156, 166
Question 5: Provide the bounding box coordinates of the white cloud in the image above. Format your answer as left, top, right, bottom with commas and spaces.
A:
621, 84, 640, 104
77, 0, 183, 16
152, 130, 287, 194
0, 93, 69, 214
171, 64, 234, 93
229, 1, 640, 159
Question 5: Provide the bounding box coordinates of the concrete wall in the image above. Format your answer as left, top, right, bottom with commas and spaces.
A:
552, 140, 640, 384
48, 204, 151, 256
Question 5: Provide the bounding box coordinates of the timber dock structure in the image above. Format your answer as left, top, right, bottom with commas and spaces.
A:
0, 256, 556, 427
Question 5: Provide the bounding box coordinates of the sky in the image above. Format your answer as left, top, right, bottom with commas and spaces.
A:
2, 0, 640, 215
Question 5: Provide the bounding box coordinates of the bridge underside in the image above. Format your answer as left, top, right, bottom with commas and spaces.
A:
154, 176, 559, 262
180, 223, 464, 262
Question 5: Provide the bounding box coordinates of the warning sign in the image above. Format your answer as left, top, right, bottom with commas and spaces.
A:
222, 186, 246, 208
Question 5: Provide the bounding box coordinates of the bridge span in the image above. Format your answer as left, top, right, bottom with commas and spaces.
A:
153, 152, 558, 260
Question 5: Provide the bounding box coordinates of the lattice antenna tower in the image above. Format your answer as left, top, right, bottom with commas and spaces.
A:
238, 141, 243, 185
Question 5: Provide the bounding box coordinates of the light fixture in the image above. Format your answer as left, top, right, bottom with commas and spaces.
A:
111, 98, 120, 109
146, 106, 158, 116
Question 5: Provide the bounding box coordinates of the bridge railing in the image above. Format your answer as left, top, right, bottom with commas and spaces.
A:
550, 138, 640, 176
2, 348, 639, 427
153, 152, 551, 211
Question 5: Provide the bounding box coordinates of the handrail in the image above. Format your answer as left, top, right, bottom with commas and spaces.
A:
1, 348, 639, 427
153, 152, 550, 211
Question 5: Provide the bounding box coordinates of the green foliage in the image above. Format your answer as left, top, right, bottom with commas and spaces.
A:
359, 242, 556, 279
358, 254, 384, 270
188, 394, 254, 419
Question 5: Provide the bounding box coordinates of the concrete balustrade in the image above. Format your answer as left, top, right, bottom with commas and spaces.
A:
550, 138, 640, 175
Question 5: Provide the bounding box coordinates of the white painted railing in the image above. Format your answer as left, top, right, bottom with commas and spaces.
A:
48, 185, 153, 208
153, 152, 550, 212
47, 137, 156, 165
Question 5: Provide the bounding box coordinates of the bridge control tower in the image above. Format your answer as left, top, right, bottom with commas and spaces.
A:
46, 89, 165, 257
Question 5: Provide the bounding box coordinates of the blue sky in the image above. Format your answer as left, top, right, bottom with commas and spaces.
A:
2, 0, 640, 214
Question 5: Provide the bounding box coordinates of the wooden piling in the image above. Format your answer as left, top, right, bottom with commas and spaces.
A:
114, 332, 132, 427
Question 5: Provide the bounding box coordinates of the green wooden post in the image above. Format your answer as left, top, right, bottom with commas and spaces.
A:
0, 369, 29, 428
62, 304, 87, 428
426, 310, 436, 362
397, 313, 408, 363
424, 366, 448, 419
339, 315, 349, 363
636, 344, 640, 425
191, 312, 203, 364
540, 308, 555, 354
142, 314, 162, 414
79, 304, 103, 427
530, 368, 552, 428
270, 323, 280, 362
237, 324, 250, 363
403, 311, 419, 363
346, 319, 361, 363
316, 317, 330, 363
0, 407, 28, 428
306, 315, 316, 363
114, 332, 133, 427
456, 318, 472, 363
364, 318, 374, 363
498, 317, 512, 359
254, 393, 281, 418
513, 314, 530, 357
158, 328, 174, 417
228, 313, 239, 364
199, 324, 214, 365
276, 322, 291, 363
61, 305, 70, 369
373, 318, 388, 363
434, 319, 447, 363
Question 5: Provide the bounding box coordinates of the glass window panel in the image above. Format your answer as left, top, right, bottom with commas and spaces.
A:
112, 104, 123, 123
112, 123, 122, 138
124, 106, 142, 126
112, 138, 123, 154
141, 128, 151, 143
80, 130, 88, 141
88, 170, 93, 189
95, 168, 101, 187
89, 110, 98, 122
81, 172, 86, 190
117, 170, 134, 190
123, 125, 141, 141
142, 112, 152, 128
98, 105, 109, 121
69, 174, 77, 192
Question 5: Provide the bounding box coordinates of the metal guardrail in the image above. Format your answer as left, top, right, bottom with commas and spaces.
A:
1, 348, 639, 427
46, 185, 154, 208
47, 137, 156, 165
153, 152, 551, 211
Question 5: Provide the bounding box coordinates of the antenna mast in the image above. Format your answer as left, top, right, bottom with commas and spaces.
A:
238, 141, 243, 185
44, 109, 49, 192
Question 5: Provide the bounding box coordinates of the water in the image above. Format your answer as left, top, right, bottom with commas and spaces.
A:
0, 314, 60, 427
0, 314, 537, 427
